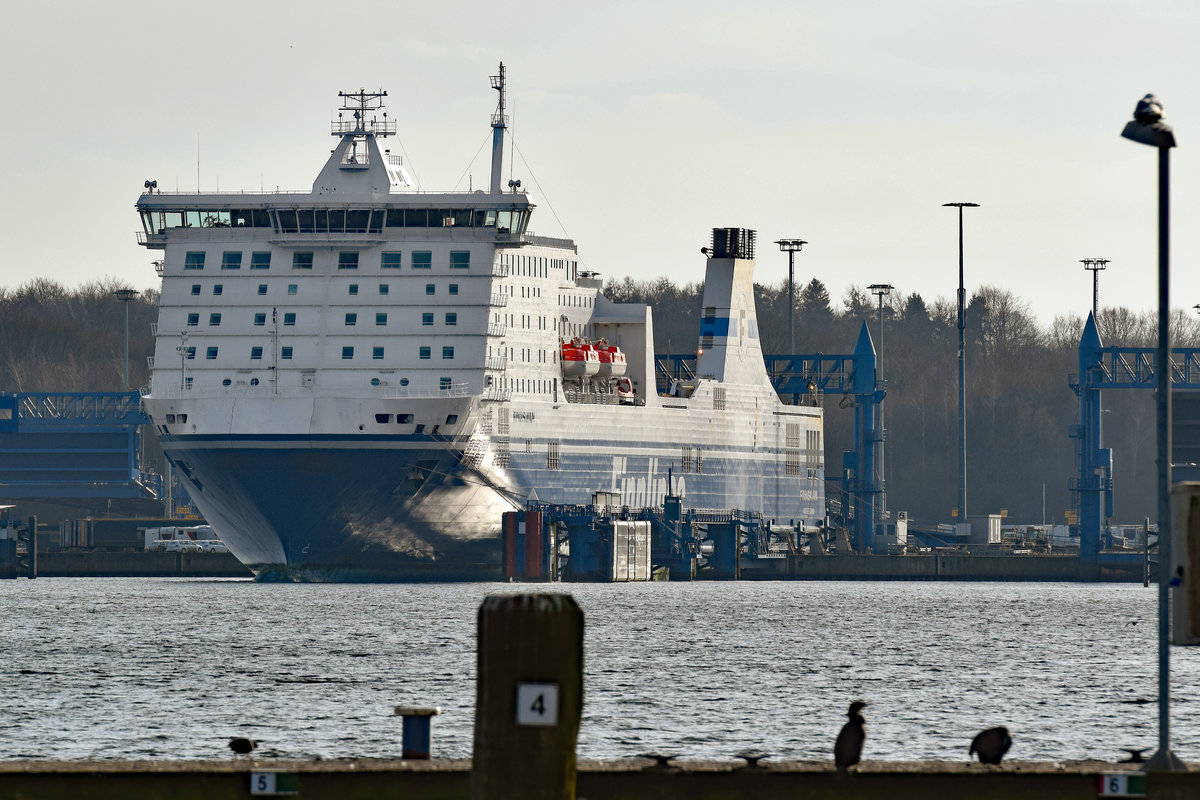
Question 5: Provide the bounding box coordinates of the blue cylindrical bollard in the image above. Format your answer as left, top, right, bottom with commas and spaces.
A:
394, 706, 441, 759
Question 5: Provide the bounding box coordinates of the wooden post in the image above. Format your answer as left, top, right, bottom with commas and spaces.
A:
470, 593, 583, 800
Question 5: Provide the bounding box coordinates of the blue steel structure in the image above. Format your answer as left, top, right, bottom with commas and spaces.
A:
0, 392, 153, 498
656, 321, 884, 552
1071, 313, 1200, 562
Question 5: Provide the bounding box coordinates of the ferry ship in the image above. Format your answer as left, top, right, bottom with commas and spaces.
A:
135, 65, 825, 580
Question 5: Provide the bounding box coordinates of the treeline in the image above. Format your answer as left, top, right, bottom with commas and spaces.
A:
2, 275, 1195, 527
607, 274, 1200, 528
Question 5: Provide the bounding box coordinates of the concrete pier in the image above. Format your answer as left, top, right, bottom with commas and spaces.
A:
0, 759, 1191, 799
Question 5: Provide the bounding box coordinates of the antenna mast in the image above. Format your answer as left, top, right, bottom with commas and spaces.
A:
489, 63, 507, 194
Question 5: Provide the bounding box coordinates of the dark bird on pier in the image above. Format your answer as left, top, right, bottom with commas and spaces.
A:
834, 701, 867, 775
228, 737, 258, 756
969, 727, 1012, 765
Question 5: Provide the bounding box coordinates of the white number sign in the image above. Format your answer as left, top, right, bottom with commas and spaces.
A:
516, 682, 559, 727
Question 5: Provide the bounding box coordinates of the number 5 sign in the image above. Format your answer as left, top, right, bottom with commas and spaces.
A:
516, 682, 559, 727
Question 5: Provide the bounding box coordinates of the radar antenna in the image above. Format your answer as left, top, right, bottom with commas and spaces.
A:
333, 89, 396, 138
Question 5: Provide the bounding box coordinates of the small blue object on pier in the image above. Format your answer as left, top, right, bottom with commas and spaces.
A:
394, 706, 440, 760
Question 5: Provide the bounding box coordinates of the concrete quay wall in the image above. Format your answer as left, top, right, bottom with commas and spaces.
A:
740, 554, 1143, 582
0, 759, 1190, 800
36, 550, 252, 578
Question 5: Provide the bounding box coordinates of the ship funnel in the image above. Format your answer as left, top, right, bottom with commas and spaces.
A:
695, 228, 773, 387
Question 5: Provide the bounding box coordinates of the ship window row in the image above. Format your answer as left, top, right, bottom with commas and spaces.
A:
560, 294, 595, 308
142, 207, 530, 235
186, 281, 457, 298
180, 249, 470, 272
176, 344, 458, 361
180, 310, 465, 328
501, 253, 575, 278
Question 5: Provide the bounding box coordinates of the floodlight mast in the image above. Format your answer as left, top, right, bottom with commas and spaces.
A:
942, 202, 979, 524
1121, 93, 1183, 773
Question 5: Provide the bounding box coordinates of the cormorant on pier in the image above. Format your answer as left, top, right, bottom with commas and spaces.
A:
969, 727, 1012, 765
228, 737, 259, 756
834, 701, 867, 775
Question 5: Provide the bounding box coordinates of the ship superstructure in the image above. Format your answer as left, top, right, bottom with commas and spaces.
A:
135, 66, 824, 580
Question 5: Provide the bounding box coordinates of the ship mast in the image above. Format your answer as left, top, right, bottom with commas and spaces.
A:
489, 63, 507, 194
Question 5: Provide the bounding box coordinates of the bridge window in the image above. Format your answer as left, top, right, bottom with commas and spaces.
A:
254, 313, 266, 326
342, 346, 354, 360
338, 251, 359, 270
221, 252, 242, 270
250, 347, 263, 360
425, 284, 435, 295
209, 313, 222, 326
345, 313, 357, 326
375, 413, 392, 423
191, 284, 201, 295
449, 283, 459, 295
281, 346, 293, 360
412, 251, 432, 269
379, 283, 389, 296
185, 347, 196, 360
372, 347, 384, 360
283, 313, 296, 326
422, 313, 433, 326
442, 346, 455, 360
213, 285, 223, 296
250, 252, 271, 270
381, 251, 402, 269
185, 252, 205, 270
205, 347, 218, 360
445, 312, 457, 326
292, 252, 313, 270
348, 284, 359, 295
376, 313, 387, 326
187, 314, 199, 326
419, 346, 431, 360
440, 377, 452, 390
257, 284, 268, 295
450, 251, 470, 269
397, 413, 413, 424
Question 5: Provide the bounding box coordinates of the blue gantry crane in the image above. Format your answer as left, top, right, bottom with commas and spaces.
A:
1072, 313, 1200, 562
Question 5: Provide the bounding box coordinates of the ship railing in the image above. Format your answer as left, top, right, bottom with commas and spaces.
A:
374, 382, 472, 399
146, 357, 156, 369
492, 262, 510, 278
485, 356, 507, 371
152, 260, 164, 276
487, 323, 508, 337
489, 293, 509, 307
522, 234, 578, 252
482, 387, 512, 402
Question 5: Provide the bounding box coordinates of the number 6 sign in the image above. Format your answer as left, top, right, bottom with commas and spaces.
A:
516, 682, 559, 727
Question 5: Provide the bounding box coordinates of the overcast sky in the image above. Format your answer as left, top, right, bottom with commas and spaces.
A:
2, 0, 1197, 330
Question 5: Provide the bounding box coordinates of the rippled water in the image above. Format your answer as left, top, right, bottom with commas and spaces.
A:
1, 578, 1197, 763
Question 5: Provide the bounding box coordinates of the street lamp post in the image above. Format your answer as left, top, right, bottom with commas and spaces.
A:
1081, 258, 1110, 320
943, 202, 979, 524
868, 283, 894, 520
113, 289, 138, 391
1121, 92, 1182, 772
774, 239, 807, 354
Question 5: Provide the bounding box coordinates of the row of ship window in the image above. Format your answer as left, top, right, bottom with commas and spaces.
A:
186, 312, 458, 326
140, 207, 531, 235
180, 346, 457, 361
182, 251, 469, 270
188, 282, 460, 297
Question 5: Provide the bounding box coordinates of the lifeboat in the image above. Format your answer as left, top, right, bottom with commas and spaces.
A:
560, 338, 600, 377
594, 338, 628, 378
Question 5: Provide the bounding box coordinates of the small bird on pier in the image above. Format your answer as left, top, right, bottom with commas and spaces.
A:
834, 701, 867, 775
228, 737, 259, 756
969, 727, 1012, 765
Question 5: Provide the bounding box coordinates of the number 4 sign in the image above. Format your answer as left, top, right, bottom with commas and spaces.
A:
516, 682, 559, 727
